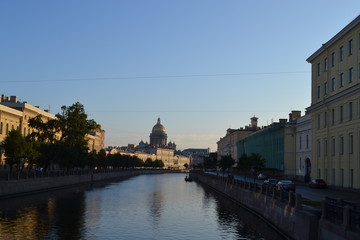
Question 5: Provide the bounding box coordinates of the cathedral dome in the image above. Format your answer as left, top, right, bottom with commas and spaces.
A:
152, 118, 166, 133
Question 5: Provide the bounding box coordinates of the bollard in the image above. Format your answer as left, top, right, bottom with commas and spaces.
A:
295, 193, 303, 210
342, 206, 351, 230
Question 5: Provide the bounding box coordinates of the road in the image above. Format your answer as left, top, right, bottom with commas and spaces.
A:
205, 171, 359, 203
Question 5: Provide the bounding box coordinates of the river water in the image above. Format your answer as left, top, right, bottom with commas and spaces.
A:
0, 173, 286, 240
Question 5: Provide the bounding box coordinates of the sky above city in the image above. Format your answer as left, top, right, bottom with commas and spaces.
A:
1, 1, 359, 151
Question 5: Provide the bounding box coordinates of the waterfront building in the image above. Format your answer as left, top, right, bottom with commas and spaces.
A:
182, 148, 210, 166
0, 104, 22, 166
0, 94, 106, 166
217, 116, 259, 164
306, 15, 360, 188
237, 111, 301, 177
295, 114, 312, 182
114, 118, 190, 169
88, 128, 105, 153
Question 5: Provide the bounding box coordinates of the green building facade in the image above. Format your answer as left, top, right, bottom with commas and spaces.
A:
237, 121, 296, 173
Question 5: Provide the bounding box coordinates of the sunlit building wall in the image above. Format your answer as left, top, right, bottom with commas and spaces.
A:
306, 15, 360, 188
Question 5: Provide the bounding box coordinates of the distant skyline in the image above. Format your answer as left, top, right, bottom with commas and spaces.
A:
1, 1, 360, 151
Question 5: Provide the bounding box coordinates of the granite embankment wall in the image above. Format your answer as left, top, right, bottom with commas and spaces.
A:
190, 171, 319, 240
0, 169, 176, 199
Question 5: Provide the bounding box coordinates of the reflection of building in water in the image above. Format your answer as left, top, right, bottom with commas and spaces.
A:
107, 118, 190, 169
148, 191, 164, 227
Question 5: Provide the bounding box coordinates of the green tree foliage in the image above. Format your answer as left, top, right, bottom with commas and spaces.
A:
203, 152, 217, 169
237, 154, 252, 170
217, 155, 235, 173
28, 102, 100, 170
3, 130, 27, 173
249, 153, 266, 170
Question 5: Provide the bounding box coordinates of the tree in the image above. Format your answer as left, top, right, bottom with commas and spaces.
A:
237, 154, 252, 170
203, 152, 217, 169
28, 102, 100, 170
249, 153, 266, 170
217, 155, 235, 174
144, 158, 153, 168
3, 130, 27, 173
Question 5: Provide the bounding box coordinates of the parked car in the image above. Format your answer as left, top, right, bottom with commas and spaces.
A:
308, 179, 327, 188
257, 173, 267, 180
276, 180, 296, 192
263, 178, 278, 188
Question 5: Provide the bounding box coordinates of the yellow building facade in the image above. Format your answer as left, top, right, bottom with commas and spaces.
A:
306, 15, 360, 188
217, 117, 259, 163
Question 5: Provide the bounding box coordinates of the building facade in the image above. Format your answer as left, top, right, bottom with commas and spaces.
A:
306, 15, 360, 188
113, 118, 190, 169
295, 114, 312, 182
217, 116, 259, 163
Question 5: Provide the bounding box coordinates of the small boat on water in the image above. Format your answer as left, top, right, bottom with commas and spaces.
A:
185, 176, 192, 182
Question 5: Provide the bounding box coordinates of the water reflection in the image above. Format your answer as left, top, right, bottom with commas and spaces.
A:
0, 187, 87, 240
0, 174, 286, 240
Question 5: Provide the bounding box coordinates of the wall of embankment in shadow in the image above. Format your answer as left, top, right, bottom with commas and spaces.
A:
190, 171, 319, 240
0, 169, 178, 199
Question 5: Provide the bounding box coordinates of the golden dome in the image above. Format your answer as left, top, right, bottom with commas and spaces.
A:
152, 118, 166, 133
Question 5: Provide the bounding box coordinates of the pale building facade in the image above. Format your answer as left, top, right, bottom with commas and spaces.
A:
295, 114, 312, 181
217, 117, 258, 163
111, 118, 190, 169
0, 104, 23, 166
306, 15, 360, 188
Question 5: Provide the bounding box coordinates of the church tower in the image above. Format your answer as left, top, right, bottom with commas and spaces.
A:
150, 118, 168, 147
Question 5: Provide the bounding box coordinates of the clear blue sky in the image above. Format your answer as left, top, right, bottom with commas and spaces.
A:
1, 1, 359, 151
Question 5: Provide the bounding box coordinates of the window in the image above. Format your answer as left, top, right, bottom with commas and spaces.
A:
331, 108, 335, 125
317, 114, 321, 129
318, 168, 321, 178
349, 134, 353, 154
331, 52, 336, 66
332, 168, 336, 185
317, 63, 321, 76
340, 73, 344, 87
325, 168, 328, 182
349, 39, 353, 55
341, 169, 344, 187
349, 67, 353, 83
306, 135, 309, 149
340, 46, 344, 61
324, 140, 328, 156
317, 86, 321, 99
0, 122, 2, 135
324, 82, 328, 95
317, 140, 321, 157
340, 136, 344, 155
349, 102, 353, 120
331, 78, 336, 91
332, 138, 336, 156
23, 127, 26, 136
324, 58, 328, 71
6, 123, 8, 135
340, 105, 343, 123
324, 111, 327, 128
299, 136, 302, 149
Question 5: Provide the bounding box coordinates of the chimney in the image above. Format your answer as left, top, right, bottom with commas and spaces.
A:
279, 119, 287, 124
289, 111, 301, 121
10, 96, 17, 103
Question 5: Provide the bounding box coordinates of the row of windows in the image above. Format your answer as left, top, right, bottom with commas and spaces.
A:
317, 66, 358, 98
316, 101, 356, 129
316, 134, 354, 157
0, 122, 18, 135
317, 37, 358, 76
318, 168, 354, 188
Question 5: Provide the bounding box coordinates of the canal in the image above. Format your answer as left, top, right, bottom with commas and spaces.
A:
0, 173, 286, 240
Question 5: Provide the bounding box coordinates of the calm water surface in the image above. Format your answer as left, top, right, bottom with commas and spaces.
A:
0, 173, 285, 240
